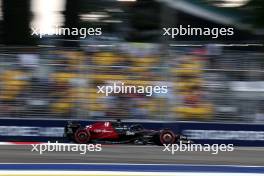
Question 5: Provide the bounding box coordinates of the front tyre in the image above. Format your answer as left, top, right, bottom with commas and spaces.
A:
156, 130, 176, 145
74, 128, 91, 144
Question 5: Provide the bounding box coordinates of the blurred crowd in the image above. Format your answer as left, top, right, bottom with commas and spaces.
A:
0, 43, 263, 123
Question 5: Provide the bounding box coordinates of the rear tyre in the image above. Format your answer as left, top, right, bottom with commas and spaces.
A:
74, 128, 91, 144
156, 130, 176, 145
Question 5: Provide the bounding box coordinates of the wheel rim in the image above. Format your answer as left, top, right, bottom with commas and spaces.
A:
78, 133, 86, 140
162, 133, 173, 143
160, 131, 175, 144
75, 130, 90, 143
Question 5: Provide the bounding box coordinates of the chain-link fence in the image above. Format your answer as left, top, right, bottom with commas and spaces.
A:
0, 44, 263, 123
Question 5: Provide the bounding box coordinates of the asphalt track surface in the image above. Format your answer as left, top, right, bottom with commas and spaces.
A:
0, 145, 263, 165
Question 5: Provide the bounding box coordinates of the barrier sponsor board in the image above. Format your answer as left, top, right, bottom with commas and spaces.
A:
0, 118, 264, 146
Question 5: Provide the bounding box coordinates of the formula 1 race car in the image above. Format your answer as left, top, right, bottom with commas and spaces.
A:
64, 120, 192, 145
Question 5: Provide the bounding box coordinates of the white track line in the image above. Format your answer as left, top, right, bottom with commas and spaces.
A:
0, 171, 262, 176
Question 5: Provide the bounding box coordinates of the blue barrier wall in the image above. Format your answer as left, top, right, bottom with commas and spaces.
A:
0, 164, 264, 173
0, 118, 264, 146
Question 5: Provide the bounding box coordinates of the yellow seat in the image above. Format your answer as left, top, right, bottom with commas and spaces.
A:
171, 62, 203, 76
51, 72, 79, 84
174, 104, 213, 119
171, 68, 202, 76
51, 99, 73, 114
132, 57, 158, 67
93, 52, 123, 65
88, 74, 127, 81
125, 80, 153, 86
176, 79, 203, 91
0, 70, 29, 100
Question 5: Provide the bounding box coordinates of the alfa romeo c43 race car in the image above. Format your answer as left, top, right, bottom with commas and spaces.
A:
64, 120, 192, 145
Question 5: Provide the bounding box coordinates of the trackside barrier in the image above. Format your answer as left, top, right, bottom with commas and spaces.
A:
0, 118, 264, 146
0, 164, 263, 175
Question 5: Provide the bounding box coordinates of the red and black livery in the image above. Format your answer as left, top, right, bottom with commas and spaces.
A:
64, 120, 192, 145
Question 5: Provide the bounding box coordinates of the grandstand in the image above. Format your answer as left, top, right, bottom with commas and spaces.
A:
0, 43, 263, 122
